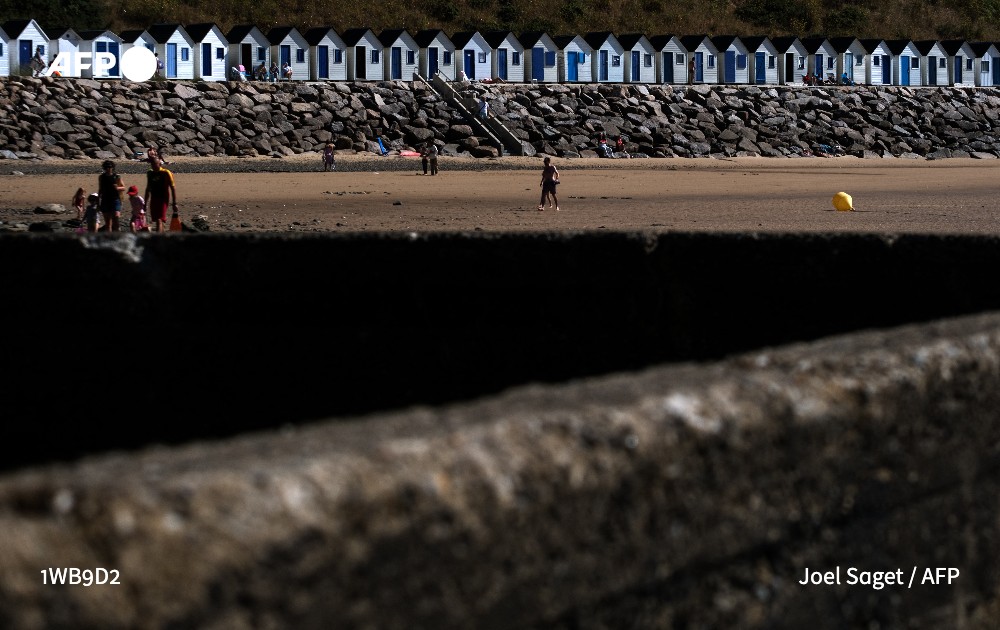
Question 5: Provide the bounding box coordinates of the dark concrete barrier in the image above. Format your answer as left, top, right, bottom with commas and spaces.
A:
1, 311, 1000, 629
4, 231, 1000, 469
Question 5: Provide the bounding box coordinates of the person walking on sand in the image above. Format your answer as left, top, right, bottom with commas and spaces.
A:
126, 185, 148, 232
538, 156, 559, 211
144, 155, 177, 233
71, 187, 86, 221
97, 160, 125, 232
420, 142, 430, 175
428, 142, 438, 175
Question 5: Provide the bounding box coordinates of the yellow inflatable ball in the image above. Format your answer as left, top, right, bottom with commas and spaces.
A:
832, 191, 854, 212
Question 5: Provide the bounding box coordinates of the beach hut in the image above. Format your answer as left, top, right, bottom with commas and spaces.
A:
44, 27, 81, 76
771, 36, 808, 84
710, 36, 750, 84
518, 32, 558, 83
679, 35, 719, 84
552, 35, 592, 83
941, 40, 976, 86
739, 36, 779, 85
650, 35, 685, 84
147, 24, 194, 80
77, 30, 123, 78
884, 40, 920, 86
450, 31, 491, 81
969, 42, 1000, 86
0, 25, 10, 78
185, 23, 227, 81
482, 31, 524, 82
120, 29, 156, 55
800, 37, 837, 82
584, 32, 625, 82
618, 33, 656, 83
859, 39, 891, 85
377, 29, 419, 81
828, 37, 866, 85
341, 28, 383, 81
304, 28, 345, 81
267, 26, 309, 81
914, 40, 949, 86
227, 25, 270, 78
414, 29, 455, 80
2, 19, 50, 76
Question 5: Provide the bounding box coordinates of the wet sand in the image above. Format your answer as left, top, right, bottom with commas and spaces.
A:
2, 155, 1000, 234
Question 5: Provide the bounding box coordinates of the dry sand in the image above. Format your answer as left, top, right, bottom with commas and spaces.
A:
3, 154, 1000, 234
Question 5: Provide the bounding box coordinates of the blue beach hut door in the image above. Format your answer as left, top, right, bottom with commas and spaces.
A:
755, 52, 765, 83
167, 43, 177, 78
532, 47, 543, 80
428, 47, 438, 76
202, 43, 211, 77
724, 50, 735, 82
391, 47, 402, 79
318, 46, 329, 78
464, 49, 474, 79
631, 51, 640, 81
900, 56, 909, 85
567, 51, 578, 81
498, 48, 507, 80
663, 52, 673, 82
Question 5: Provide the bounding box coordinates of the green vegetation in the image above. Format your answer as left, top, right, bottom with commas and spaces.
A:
2, 0, 999, 41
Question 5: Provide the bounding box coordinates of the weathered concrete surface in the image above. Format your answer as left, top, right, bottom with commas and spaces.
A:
2, 311, 1000, 628
5, 231, 1000, 470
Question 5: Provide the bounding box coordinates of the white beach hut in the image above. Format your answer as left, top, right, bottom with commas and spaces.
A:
77, 30, 123, 78
0, 25, 10, 78
518, 32, 558, 83
771, 36, 808, 84
267, 26, 309, 81
859, 39, 891, 85
584, 32, 625, 82
618, 33, 656, 83
828, 37, 867, 84
552, 35, 592, 83
304, 28, 345, 81
941, 40, 976, 86
414, 29, 455, 80
2, 19, 50, 76
120, 29, 156, 55
186, 23, 227, 81
679, 35, 719, 84
711, 36, 750, 84
227, 25, 270, 78
800, 37, 837, 82
969, 42, 1000, 86
914, 40, 949, 86
378, 29, 419, 81
45, 27, 81, 76
147, 24, 194, 80
482, 31, 524, 82
341, 28, 383, 81
451, 31, 491, 81
650, 35, 684, 84
740, 36, 779, 85
884, 40, 920, 86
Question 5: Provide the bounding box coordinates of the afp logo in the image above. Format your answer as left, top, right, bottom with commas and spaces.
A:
44, 47, 157, 82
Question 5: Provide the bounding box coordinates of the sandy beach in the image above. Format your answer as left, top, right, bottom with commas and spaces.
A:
2, 154, 1000, 234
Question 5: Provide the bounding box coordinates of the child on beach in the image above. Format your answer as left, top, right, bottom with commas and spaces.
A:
538, 156, 559, 211
84, 193, 101, 232
72, 187, 86, 221
323, 143, 336, 171
127, 185, 148, 232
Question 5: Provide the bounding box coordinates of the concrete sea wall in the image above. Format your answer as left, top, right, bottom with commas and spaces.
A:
2, 232, 1000, 627
3, 76, 1000, 160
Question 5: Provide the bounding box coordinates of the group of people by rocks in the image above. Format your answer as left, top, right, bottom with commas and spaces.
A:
73, 148, 178, 233
596, 132, 631, 158
247, 61, 295, 82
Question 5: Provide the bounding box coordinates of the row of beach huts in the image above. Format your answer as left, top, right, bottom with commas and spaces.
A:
2, 18, 1000, 87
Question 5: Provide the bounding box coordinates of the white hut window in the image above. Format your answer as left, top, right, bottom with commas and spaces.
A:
258, 46, 266, 61
371, 49, 380, 63
334, 49, 343, 63
612, 55, 621, 67
827, 57, 834, 69
798, 56, 805, 69
578, 53, 586, 64
676, 53, 684, 65
296, 49, 304, 63
478, 52, 486, 63
967, 58, 973, 70
443, 51, 452, 64
737, 54, 747, 69
644, 53, 652, 67
707, 55, 715, 68
181, 48, 189, 61
939, 58, 946, 68
983, 60, 990, 72
768, 55, 775, 68
873, 56, 880, 66
544, 51, 556, 66
512, 51, 521, 65
216, 47, 224, 59
406, 50, 415, 64
0, 43, 4, 56
855, 55, 863, 66
911, 57, 919, 68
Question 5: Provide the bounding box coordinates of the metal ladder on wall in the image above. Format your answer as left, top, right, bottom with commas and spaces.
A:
414, 72, 524, 156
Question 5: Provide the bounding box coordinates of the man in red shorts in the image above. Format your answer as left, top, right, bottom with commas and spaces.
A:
143, 155, 177, 232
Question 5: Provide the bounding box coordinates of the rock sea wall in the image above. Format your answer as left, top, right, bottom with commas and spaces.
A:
2, 76, 1000, 160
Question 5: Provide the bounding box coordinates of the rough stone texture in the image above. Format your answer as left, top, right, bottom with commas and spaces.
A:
2, 311, 1000, 629
4, 77, 1000, 159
